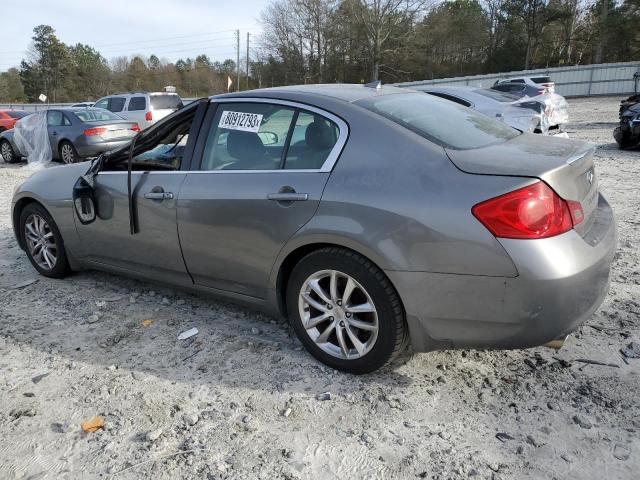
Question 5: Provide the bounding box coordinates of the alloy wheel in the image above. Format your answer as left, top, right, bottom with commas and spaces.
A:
1, 142, 12, 162
298, 269, 378, 360
61, 144, 75, 164
24, 214, 58, 270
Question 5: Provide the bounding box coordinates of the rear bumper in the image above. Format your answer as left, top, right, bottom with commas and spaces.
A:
75, 139, 132, 158
388, 194, 617, 352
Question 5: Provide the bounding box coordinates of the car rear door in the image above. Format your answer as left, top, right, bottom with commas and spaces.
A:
125, 96, 148, 129
46, 110, 73, 157
177, 98, 347, 299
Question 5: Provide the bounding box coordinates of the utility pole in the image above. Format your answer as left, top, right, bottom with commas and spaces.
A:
246, 32, 250, 91
236, 29, 240, 92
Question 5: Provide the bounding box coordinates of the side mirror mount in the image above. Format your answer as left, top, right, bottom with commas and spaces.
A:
73, 175, 97, 224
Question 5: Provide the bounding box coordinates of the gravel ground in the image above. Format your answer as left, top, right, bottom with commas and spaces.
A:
0, 96, 638, 480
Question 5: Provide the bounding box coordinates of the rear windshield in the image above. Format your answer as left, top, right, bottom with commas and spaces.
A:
357, 93, 519, 150
73, 110, 122, 122
150, 94, 183, 110
532, 76, 551, 84
7, 111, 29, 119
474, 89, 519, 102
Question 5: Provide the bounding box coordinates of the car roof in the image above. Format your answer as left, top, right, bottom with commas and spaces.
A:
410, 85, 476, 93
212, 83, 413, 104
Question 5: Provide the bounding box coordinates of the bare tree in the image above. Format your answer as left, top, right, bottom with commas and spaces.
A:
355, 0, 428, 81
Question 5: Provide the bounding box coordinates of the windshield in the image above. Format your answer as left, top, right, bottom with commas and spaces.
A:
73, 110, 123, 122
357, 93, 520, 150
7, 111, 29, 119
474, 89, 519, 103
150, 94, 183, 110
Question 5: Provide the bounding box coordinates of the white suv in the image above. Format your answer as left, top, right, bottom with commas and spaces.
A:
93, 91, 184, 129
495, 76, 555, 94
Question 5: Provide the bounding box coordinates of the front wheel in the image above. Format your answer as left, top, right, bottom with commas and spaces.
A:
287, 248, 409, 374
19, 203, 70, 278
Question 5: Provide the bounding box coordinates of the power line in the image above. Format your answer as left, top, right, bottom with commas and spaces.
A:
92, 29, 257, 48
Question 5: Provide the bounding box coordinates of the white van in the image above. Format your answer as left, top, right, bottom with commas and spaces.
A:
93, 91, 184, 129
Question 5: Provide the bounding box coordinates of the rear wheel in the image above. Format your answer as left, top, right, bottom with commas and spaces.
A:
59, 141, 78, 164
1, 139, 17, 163
19, 203, 70, 278
286, 247, 409, 374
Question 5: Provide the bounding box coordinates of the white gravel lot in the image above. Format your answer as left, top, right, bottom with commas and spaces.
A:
0, 95, 638, 480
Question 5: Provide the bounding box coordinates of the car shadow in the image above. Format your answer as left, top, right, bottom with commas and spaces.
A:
0, 225, 414, 396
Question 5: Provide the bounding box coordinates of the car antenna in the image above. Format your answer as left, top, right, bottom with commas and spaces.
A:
127, 134, 140, 235
364, 80, 381, 89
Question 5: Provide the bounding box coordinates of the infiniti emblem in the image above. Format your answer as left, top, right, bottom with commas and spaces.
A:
587, 170, 594, 185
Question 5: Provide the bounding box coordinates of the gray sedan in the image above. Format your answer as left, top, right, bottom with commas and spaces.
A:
0, 107, 139, 164
10, 85, 616, 373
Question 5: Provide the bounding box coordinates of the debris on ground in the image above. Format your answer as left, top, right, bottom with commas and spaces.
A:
81, 416, 105, 433
177, 327, 198, 340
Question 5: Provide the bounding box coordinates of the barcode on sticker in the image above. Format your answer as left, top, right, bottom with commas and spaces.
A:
218, 111, 263, 132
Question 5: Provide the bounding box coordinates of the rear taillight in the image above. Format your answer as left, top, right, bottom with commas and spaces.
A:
84, 127, 107, 137
145, 111, 152, 122
131, 124, 141, 132
472, 181, 581, 239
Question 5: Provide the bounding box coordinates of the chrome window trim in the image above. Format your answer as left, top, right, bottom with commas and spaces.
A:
200, 97, 349, 173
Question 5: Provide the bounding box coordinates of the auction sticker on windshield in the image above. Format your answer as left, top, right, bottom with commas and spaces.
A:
219, 111, 263, 132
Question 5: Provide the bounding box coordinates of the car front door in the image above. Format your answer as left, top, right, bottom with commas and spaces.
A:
73, 106, 202, 286
177, 99, 347, 299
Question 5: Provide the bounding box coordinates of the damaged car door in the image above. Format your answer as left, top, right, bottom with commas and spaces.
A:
72, 104, 204, 285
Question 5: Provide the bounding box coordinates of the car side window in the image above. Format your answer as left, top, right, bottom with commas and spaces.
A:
108, 97, 126, 112
284, 111, 339, 170
94, 98, 109, 110
47, 111, 64, 126
200, 103, 295, 170
128, 96, 146, 111
512, 79, 525, 84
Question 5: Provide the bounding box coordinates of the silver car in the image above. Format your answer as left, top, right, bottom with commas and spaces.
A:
0, 108, 140, 164
409, 85, 567, 134
10, 85, 616, 373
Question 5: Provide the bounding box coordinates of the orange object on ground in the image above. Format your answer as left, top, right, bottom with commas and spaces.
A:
81, 416, 104, 433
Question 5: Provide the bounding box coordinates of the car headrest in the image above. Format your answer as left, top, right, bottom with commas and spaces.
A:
226, 131, 265, 161
305, 120, 335, 150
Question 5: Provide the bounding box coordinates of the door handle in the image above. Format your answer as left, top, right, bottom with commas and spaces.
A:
144, 191, 174, 200
267, 193, 308, 202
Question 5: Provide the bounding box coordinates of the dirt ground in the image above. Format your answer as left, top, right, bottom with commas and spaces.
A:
0, 95, 638, 480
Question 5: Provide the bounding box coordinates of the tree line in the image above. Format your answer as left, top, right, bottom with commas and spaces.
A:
0, 0, 638, 103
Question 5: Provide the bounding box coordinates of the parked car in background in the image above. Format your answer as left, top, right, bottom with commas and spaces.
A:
71, 102, 94, 108
494, 76, 555, 94
93, 90, 184, 129
0, 110, 29, 132
410, 85, 567, 134
614, 93, 640, 148
0, 107, 139, 164
491, 81, 542, 98
10, 85, 615, 373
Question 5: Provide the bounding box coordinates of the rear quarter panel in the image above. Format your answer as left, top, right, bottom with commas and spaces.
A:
271, 99, 529, 286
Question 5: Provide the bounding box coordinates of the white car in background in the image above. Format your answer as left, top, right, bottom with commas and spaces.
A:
409, 85, 567, 135
495, 75, 556, 94
93, 90, 184, 129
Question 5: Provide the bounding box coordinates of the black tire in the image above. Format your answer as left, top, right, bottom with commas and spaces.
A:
19, 202, 70, 278
286, 247, 409, 374
1, 139, 17, 163
58, 141, 78, 164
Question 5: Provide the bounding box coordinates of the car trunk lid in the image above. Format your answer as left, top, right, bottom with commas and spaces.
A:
86, 121, 139, 140
446, 134, 599, 236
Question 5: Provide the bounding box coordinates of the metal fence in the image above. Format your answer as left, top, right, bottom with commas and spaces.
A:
392, 61, 640, 97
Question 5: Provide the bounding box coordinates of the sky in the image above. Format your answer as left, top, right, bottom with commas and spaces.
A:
0, 0, 268, 71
